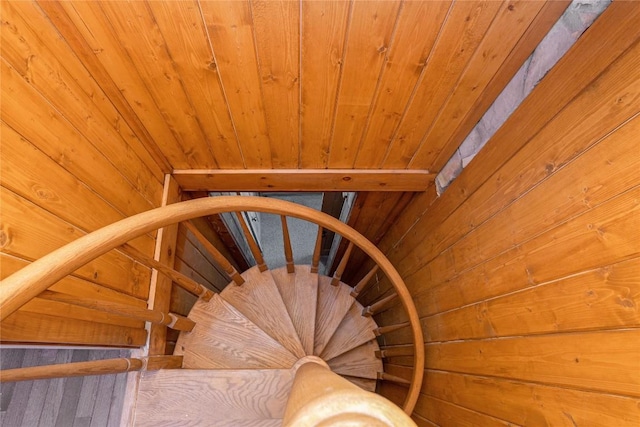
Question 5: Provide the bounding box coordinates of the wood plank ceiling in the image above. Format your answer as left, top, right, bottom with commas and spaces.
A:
8, 0, 567, 175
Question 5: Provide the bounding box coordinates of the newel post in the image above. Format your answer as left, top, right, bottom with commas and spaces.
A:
283, 359, 416, 426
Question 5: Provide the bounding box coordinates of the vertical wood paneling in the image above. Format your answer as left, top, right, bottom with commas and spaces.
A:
327, 0, 401, 168
382, 0, 501, 168
409, 0, 547, 170
147, 1, 244, 169
354, 1, 452, 168
199, 0, 272, 168
98, 1, 218, 168
299, 0, 350, 168
251, 0, 300, 168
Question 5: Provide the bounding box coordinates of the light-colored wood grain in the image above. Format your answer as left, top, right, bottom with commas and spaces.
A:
299, 0, 350, 168
147, 176, 181, 356
222, 267, 305, 358
0, 123, 155, 256
313, 276, 355, 356
0, 59, 156, 219
328, 0, 401, 168
321, 303, 377, 361
382, 0, 501, 168
354, 0, 452, 168
387, 365, 640, 427
4, 1, 166, 181
173, 169, 433, 192
199, 0, 272, 168
410, 0, 548, 170
328, 340, 382, 380
1, 311, 147, 347
251, 0, 300, 168
0, 187, 150, 299
426, 329, 640, 397
136, 369, 293, 425
175, 294, 297, 369
271, 266, 318, 355
342, 376, 377, 393
145, 0, 243, 169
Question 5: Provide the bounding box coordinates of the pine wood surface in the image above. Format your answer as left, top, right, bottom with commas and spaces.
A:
222, 267, 306, 358
328, 341, 383, 380
136, 369, 293, 425
175, 294, 297, 370
271, 266, 318, 355
386, 365, 640, 427
320, 302, 377, 361
313, 276, 356, 356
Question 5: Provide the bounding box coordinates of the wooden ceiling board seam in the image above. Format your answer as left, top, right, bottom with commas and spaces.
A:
198, 0, 273, 169
349, 0, 406, 169
147, 0, 245, 169
33, 0, 173, 175
407, 0, 550, 170
250, 0, 300, 169
354, 0, 453, 170
298, 0, 351, 169
1, 2, 164, 206
51, 1, 193, 169
324, 0, 355, 170
327, 0, 402, 169
381, 0, 502, 169
429, 0, 571, 174
98, 1, 220, 169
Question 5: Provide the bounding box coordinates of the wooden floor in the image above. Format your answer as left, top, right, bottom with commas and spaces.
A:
0, 348, 130, 427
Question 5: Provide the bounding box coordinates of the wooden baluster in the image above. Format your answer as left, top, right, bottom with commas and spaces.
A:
0, 355, 183, 383
377, 371, 411, 386
234, 211, 267, 272
350, 265, 379, 298
373, 321, 410, 337
331, 241, 354, 286
375, 345, 414, 359
183, 220, 244, 286
362, 293, 398, 317
311, 225, 322, 273
120, 244, 214, 301
281, 216, 295, 273
38, 290, 195, 332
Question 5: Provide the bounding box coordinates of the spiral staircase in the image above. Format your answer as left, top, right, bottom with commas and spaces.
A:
0, 196, 424, 426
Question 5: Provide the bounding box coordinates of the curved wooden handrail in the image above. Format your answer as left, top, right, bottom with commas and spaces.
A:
0, 196, 424, 414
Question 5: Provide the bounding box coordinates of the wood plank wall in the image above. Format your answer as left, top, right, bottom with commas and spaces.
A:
0, 1, 164, 347
357, 4, 640, 425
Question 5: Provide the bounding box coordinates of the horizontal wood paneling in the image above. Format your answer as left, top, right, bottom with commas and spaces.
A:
371, 5, 640, 423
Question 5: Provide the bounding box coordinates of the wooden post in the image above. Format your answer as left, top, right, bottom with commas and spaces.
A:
350, 265, 380, 298
120, 244, 214, 301
331, 241, 354, 286
311, 225, 322, 273
234, 211, 267, 271
378, 371, 411, 386
0, 355, 183, 383
182, 220, 245, 285
39, 290, 195, 332
373, 321, 410, 337
283, 360, 416, 426
281, 216, 295, 273
362, 293, 398, 317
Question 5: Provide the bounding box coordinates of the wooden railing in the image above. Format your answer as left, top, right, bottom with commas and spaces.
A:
0, 196, 424, 415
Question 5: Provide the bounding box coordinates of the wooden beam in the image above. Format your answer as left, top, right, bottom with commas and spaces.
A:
173, 169, 434, 192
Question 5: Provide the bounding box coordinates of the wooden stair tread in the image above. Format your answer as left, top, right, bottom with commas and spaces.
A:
328, 340, 383, 380
175, 294, 297, 369
135, 368, 292, 426
342, 375, 377, 392
320, 302, 378, 361
313, 276, 355, 356
221, 266, 306, 358
271, 265, 318, 355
